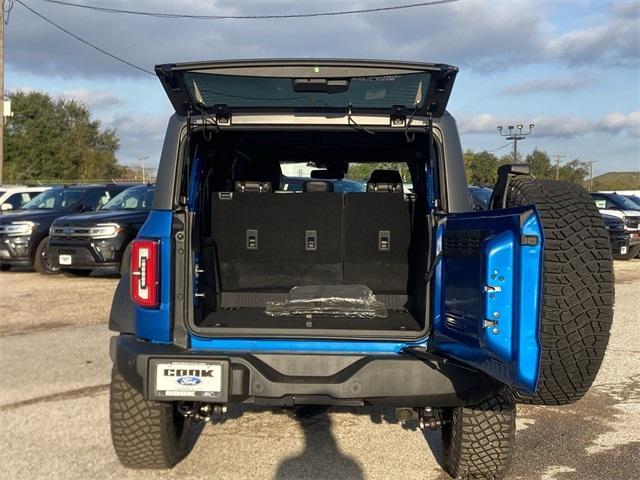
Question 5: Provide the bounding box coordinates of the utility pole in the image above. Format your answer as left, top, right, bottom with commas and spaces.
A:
586, 161, 596, 191
139, 156, 148, 183
1, 2, 4, 185
497, 124, 534, 163
552, 154, 567, 180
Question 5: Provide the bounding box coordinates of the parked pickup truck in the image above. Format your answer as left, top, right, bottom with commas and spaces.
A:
601, 213, 636, 259
591, 192, 640, 259
108, 59, 613, 479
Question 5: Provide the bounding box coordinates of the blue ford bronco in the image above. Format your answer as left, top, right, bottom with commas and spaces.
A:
108, 59, 613, 479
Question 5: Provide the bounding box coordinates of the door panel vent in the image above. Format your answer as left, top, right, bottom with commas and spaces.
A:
443, 229, 488, 259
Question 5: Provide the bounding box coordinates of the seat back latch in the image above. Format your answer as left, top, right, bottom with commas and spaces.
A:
305, 230, 318, 251
378, 230, 391, 251
246, 229, 258, 250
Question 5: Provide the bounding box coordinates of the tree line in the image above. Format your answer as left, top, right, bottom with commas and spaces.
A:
4, 91, 123, 183
345, 149, 591, 187
463, 148, 590, 186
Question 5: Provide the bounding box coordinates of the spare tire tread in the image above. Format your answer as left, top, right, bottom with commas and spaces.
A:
506, 179, 613, 405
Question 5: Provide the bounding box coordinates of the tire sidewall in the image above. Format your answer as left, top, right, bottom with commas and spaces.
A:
34, 237, 60, 275
110, 366, 194, 468
119, 243, 132, 277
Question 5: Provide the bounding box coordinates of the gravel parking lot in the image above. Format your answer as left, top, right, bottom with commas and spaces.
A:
1, 262, 639, 480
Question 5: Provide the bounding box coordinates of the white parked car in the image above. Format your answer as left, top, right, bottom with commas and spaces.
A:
0, 185, 51, 213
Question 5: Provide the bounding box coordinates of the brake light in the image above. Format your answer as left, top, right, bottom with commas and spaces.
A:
131, 239, 160, 308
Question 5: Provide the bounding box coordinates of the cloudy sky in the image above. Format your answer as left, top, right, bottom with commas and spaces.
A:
5, 0, 640, 175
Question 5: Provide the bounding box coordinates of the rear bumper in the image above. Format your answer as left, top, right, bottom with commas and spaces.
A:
110, 335, 495, 408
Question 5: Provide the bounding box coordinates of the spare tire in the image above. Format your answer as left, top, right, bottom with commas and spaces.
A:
506, 179, 613, 405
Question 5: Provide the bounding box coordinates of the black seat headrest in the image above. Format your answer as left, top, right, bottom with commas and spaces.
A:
240, 158, 281, 191
367, 169, 404, 193
367, 182, 404, 193
368, 169, 403, 184
310, 169, 345, 180
303, 180, 334, 193
234, 181, 272, 193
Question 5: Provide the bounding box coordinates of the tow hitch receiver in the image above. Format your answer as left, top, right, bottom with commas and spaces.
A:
177, 402, 228, 422
395, 407, 444, 430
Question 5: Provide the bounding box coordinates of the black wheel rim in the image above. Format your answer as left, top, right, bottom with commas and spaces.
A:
41, 246, 59, 273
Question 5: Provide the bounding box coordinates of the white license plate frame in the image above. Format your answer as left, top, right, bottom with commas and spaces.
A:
59, 254, 72, 265
152, 360, 228, 401
620, 246, 628, 255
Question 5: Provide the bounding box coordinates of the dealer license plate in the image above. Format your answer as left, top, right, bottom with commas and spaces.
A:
59, 254, 72, 265
620, 246, 628, 255
154, 361, 223, 398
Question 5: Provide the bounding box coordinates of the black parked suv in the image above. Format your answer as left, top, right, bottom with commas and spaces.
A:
0, 184, 130, 273
108, 59, 613, 479
48, 184, 155, 276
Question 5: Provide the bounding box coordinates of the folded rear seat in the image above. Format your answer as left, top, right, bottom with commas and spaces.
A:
344, 170, 414, 296
211, 171, 415, 310
212, 180, 343, 306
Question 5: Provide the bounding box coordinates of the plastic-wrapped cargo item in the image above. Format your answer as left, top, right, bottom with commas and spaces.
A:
265, 285, 387, 318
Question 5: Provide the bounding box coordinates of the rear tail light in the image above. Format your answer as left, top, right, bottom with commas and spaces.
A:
131, 239, 160, 308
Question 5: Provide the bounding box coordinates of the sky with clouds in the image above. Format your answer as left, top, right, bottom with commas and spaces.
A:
4, 0, 640, 175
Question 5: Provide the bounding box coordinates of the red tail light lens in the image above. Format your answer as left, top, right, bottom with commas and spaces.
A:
131, 239, 160, 308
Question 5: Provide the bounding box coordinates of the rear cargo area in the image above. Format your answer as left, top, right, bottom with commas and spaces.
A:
189, 130, 432, 337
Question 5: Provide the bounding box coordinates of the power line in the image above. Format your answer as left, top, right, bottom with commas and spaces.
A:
497, 124, 535, 162
487, 142, 512, 153
40, 0, 459, 20
14, 0, 459, 79
15, 0, 154, 75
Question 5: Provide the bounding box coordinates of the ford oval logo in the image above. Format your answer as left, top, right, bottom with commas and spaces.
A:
176, 376, 201, 386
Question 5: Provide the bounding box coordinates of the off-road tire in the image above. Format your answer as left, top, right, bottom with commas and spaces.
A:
33, 237, 59, 275
615, 244, 640, 261
506, 179, 613, 405
110, 366, 194, 469
442, 393, 516, 480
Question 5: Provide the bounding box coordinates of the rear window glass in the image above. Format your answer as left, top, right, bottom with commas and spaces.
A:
183, 72, 430, 109
4, 193, 31, 209
280, 163, 366, 193
346, 163, 410, 183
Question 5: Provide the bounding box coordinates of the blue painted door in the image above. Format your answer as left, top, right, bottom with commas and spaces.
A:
432, 206, 544, 394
